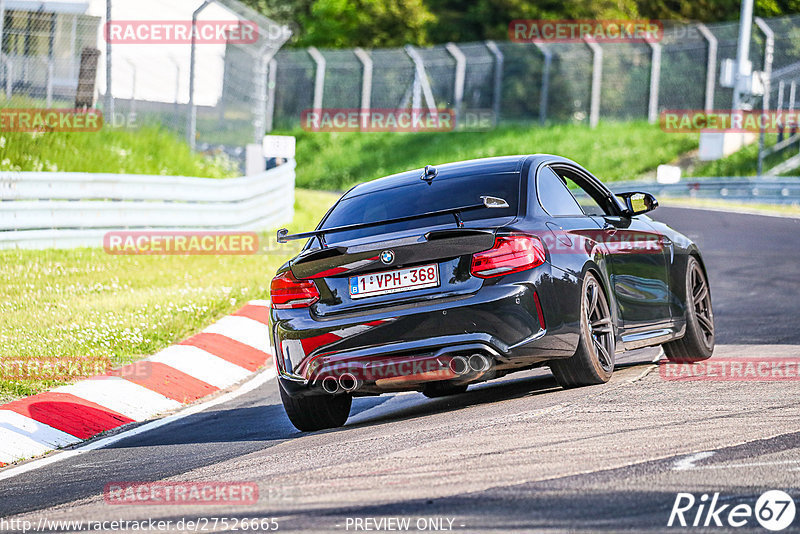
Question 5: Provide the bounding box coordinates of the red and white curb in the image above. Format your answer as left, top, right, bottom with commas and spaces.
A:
0, 300, 274, 468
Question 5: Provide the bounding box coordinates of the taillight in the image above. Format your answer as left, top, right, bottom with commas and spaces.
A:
270, 270, 320, 309
470, 235, 546, 278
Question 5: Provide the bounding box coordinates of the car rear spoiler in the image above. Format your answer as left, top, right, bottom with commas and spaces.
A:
277, 196, 509, 246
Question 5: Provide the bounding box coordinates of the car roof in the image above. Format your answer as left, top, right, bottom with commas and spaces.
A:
341, 155, 532, 200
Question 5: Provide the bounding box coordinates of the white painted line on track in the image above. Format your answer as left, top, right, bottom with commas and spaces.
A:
53, 377, 181, 421
148, 345, 252, 389
673, 451, 716, 470
0, 367, 277, 482
203, 316, 271, 353
691, 459, 800, 470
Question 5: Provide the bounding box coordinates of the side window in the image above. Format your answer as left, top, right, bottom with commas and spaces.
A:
554, 167, 614, 216
536, 166, 585, 216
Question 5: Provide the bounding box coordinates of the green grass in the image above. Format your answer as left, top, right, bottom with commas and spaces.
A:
660, 197, 800, 217
690, 137, 762, 177
286, 121, 699, 191
0, 96, 238, 177
0, 189, 340, 402
0, 125, 238, 177
689, 133, 800, 177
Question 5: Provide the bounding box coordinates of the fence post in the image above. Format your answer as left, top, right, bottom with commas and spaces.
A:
0, 0, 5, 57
46, 57, 54, 107
187, 0, 212, 150
696, 23, 717, 111
754, 17, 774, 175
445, 43, 465, 126
790, 81, 797, 151
169, 55, 180, 114
405, 45, 438, 114
533, 43, 551, 125
354, 47, 372, 131
485, 41, 503, 124
647, 42, 661, 124
126, 58, 136, 115
265, 57, 277, 133
307, 46, 326, 112
253, 45, 272, 144
104, 0, 114, 116
3, 57, 11, 99
584, 37, 602, 128
0, 0, 7, 101
777, 80, 785, 142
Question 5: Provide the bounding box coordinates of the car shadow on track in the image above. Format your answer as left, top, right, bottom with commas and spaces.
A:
343, 371, 562, 431
342, 358, 656, 432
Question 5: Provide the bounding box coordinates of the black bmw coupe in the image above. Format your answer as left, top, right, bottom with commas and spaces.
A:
270, 155, 714, 431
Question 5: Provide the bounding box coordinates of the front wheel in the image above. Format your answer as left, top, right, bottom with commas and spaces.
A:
550, 272, 616, 388
279, 385, 351, 432
662, 257, 714, 362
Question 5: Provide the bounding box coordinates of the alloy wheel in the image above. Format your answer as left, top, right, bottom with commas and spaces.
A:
585, 277, 614, 373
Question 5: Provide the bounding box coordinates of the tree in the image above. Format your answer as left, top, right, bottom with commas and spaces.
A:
424, 0, 641, 43
241, 0, 434, 48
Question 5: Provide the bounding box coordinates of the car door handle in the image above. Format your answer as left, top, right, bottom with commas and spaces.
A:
602, 223, 618, 236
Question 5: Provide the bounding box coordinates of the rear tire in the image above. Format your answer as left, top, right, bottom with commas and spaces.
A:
550, 272, 615, 388
279, 385, 351, 432
422, 382, 468, 398
663, 257, 714, 363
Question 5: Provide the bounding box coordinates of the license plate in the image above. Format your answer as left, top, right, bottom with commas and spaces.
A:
349, 264, 439, 299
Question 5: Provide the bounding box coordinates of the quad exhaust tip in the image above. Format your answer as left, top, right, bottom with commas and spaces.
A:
449, 355, 469, 375
322, 376, 339, 394
339, 373, 360, 392
469, 353, 491, 372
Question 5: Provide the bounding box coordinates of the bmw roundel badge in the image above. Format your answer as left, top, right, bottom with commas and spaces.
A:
380, 250, 395, 265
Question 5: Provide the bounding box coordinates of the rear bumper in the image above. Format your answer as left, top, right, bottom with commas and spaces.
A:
270, 265, 576, 397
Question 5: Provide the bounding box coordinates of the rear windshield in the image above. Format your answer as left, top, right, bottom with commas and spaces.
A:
319, 172, 520, 243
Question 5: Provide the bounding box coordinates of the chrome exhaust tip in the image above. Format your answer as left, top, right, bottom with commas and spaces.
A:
322, 376, 340, 394
449, 355, 469, 376
469, 354, 491, 373
339, 372, 360, 392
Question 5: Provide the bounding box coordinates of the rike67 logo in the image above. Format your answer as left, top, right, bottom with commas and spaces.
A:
668, 490, 796, 531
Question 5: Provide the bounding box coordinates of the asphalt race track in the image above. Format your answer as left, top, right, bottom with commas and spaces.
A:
1, 207, 800, 532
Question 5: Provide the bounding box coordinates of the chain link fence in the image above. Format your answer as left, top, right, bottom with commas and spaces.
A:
4, 9, 800, 150
0, 0, 290, 154
269, 15, 800, 131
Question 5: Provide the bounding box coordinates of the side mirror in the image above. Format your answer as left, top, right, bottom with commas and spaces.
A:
617, 191, 658, 216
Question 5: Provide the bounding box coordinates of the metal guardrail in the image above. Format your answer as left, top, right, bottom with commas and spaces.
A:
609, 177, 800, 205
0, 161, 296, 249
